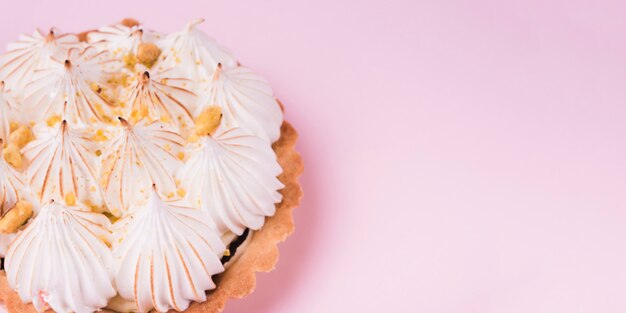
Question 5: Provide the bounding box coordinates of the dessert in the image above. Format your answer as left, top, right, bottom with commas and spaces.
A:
0, 18, 302, 313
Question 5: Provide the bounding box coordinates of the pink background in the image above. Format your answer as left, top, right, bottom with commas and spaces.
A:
1, 0, 626, 312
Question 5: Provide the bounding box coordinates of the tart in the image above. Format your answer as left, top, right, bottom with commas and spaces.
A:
0, 18, 302, 313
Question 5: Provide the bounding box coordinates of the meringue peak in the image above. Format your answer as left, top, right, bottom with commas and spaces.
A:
101, 120, 183, 216
5, 201, 115, 313
113, 184, 225, 312
22, 119, 103, 206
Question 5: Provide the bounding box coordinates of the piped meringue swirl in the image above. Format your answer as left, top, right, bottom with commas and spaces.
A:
22, 46, 118, 125
0, 28, 79, 94
101, 118, 183, 216
178, 126, 283, 235
198, 64, 283, 142
5, 200, 115, 313
159, 19, 237, 81
113, 188, 225, 312
22, 120, 103, 206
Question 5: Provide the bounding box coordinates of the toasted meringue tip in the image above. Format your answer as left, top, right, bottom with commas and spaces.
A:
212, 63, 223, 81
140, 71, 151, 83
118, 116, 131, 128
187, 18, 205, 31
132, 28, 144, 37
150, 183, 160, 196
44, 28, 56, 42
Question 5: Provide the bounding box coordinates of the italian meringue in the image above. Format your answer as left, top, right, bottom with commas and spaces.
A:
0, 82, 19, 142
122, 70, 196, 131
159, 19, 237, 82
0, 28, 79, 94
101, 118, 183, 216
198, 64, 283, 142
5, 200, 115, 313
113, 188, 225, 312
0, 142, 31, 213
22, 46, 117, 125
178, 126, 284, 235
22, 120, 103, 206
87, 23, 161, 61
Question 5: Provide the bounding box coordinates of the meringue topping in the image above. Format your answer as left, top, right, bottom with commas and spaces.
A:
113, 188, 225, 312
5, 200, 115, 313
22, 46, 118, 125
0, 141, 32, 214
0, 28, 79, 94
0, 82, 19, 142
22, 120, 103, 206
122, 70, 196, 130
178, 126, 284, 235
197, 64, 283, 142
159, 19, 237, 81
101, 119, 183, 216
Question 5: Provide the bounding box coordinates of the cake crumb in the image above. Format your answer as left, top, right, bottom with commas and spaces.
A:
0, 200, 33, 234
187, 133, 200, 143
177, 151, 185, 160
91, 129, 108, 142
130, 106, 149, 122
123, 53, 138, 70
137, 43, 161, 68
223, 249, 231, 257
159, 114, 172, 123
195, 106, 222, 136
10, 125, 34, 148
176, 188, 186, 197
64, 193, 77, 206
9, 121, 19, 132
3, 143, 22, 168
46, 115, 62, 127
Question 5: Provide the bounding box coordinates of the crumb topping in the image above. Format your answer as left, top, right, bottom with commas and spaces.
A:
194, 106, 222, 136
3, 143, 22, 168
137, 43, 161, 68
0, 200, 33, 233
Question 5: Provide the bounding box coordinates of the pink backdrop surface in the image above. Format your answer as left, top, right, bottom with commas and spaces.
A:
0, 0, 625, 312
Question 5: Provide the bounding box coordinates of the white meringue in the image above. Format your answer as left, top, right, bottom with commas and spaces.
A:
5, 200, 115, 313
0, 143, 31, 213
0, 233, 16, 257
178, 126, 283, 235
159, 19, 237, 81
101, 119, 183, 216
87, 23, 161, 59
22, 120, 103, 206
0, 82, 19, 142
0, 28, 79, 94
113, 189, 225, 313
198, 64, 283, 142
122, 70, 196, 131
22, 46, 118, 125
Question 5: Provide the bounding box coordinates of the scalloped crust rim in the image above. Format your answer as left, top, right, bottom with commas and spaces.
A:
0, 121, 303, 313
